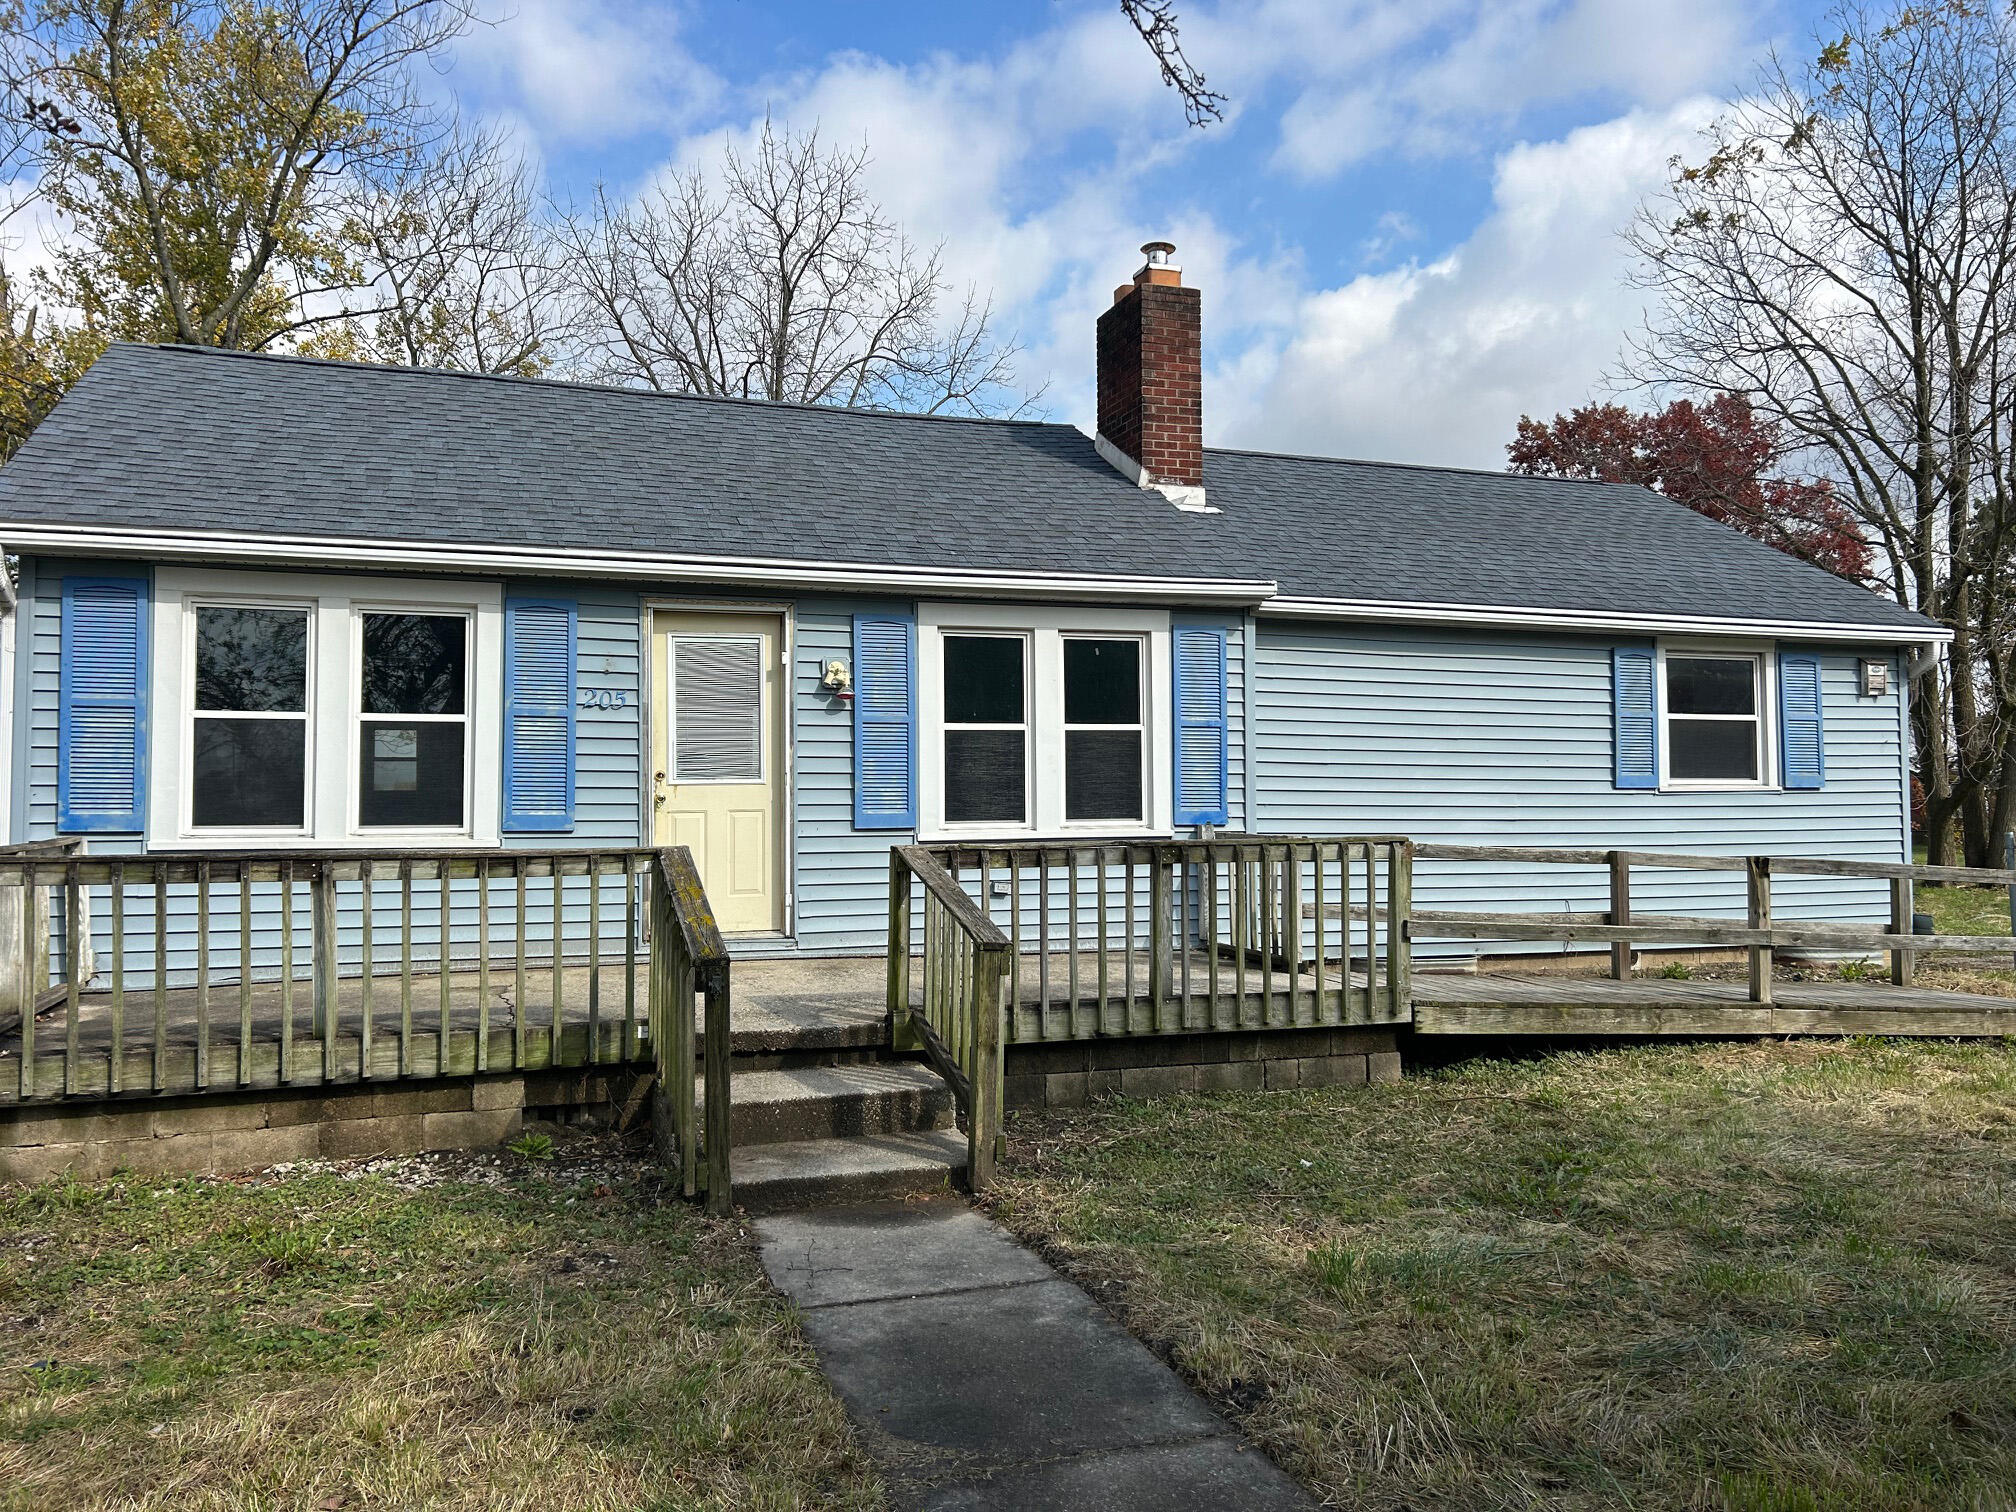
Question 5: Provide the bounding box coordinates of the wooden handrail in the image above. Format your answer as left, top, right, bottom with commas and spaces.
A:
1414, 842, 2014, 888
897, 846, 1011, 947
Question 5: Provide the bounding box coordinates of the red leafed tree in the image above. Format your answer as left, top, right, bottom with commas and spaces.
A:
1507, 395, 1870, 581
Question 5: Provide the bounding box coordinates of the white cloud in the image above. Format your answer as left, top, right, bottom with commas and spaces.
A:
1223, 101, 1718, 466
447, 0, 720, 149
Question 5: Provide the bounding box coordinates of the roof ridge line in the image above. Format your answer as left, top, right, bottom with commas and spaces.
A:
122, 341, 1066, 433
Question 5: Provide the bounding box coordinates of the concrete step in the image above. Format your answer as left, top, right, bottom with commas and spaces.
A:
706, 1063, 955, 1147
731, 1129, 969, 1214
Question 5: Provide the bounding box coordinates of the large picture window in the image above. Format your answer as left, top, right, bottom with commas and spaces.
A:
1663, 652, 1766, 785
154, 567, 502, 846
190, 604, 311, 829
919, 606, 1172, 838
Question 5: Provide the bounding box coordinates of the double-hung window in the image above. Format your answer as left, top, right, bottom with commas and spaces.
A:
1062, 637, 1144, 823
154, 567, 502, 845
358, 611, 471, 829
920, 606, 1170, 838
190, 604, 312, 831
1661, 651, 1769, 787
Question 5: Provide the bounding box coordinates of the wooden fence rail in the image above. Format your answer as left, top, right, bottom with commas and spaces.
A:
2, 847, 658, 1104
1402, 843, 2016, 1000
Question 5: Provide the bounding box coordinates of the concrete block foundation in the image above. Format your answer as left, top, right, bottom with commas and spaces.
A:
1002, 1025, 1401, 1110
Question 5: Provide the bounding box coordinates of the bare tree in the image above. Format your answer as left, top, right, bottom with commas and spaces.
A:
1624, 1, 2016, 864
1121, 0, 1224, 127
553, 120, 1036, 417
10, 0, 477, 351
318, 121, 562, 374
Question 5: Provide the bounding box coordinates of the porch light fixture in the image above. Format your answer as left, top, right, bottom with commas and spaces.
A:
821, 658, 853, 699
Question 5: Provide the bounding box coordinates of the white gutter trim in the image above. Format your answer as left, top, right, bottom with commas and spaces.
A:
1261, 594, 1951, 646
0, 521, 1277, 606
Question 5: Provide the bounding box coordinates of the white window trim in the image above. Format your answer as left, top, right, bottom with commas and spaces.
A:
151, 566, 502, 848
937, 629, 1034, 833
179, 595, 317, 840
1657, 642, 1777, 793
918, 602, 1172, 841
348, 601, 477, 837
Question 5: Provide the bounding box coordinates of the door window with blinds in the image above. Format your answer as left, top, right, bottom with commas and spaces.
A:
669, 636, 766, 782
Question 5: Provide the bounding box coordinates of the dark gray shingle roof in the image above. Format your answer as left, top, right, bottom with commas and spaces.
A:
0, 343, 1935, 634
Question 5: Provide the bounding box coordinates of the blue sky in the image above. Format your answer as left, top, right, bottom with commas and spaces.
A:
438, 0, 1838, 467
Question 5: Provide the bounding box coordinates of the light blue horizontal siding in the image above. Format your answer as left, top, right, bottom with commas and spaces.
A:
1253, 624, 1908, 957
794, 597, 913, 952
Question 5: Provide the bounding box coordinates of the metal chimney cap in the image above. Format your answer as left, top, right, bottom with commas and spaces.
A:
1140, 240, 1177, 266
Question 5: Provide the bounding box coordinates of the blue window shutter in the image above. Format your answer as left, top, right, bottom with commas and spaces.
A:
1172, 623, 1229, 827
503, 598, 576, 832
1778, 650, 1825, 790
853, 613, 917, 830
59, 575, 149, 833
1612, 644, 1658, 791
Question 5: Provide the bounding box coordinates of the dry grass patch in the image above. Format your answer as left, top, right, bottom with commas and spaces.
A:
0, 1141, 880, 1511
989, 1039, 2016, 1511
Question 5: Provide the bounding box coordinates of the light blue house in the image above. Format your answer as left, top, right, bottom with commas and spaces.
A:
0, 246, 1946, 975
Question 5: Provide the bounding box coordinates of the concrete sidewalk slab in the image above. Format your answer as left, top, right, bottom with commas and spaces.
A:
755, 1199, 1316, 1510
758, 1200, 1054, 1306
907, 1436, 1315, 1511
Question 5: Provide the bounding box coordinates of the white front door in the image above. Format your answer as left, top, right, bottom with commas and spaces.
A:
651, 611, 784, 933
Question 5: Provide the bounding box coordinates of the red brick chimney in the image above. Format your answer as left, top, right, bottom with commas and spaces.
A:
1096, 241, 1210, 512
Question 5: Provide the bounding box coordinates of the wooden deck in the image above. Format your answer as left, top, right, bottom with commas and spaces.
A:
1412, 971, 2016, 1037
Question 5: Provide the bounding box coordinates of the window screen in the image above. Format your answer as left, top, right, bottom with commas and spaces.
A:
1063, 638, 1143, 822
943, 634, 1027, 824
192, 606, 310, 828
1667, 655, 1761, 782
358, 612, 468, 827
673, 637, 764, 781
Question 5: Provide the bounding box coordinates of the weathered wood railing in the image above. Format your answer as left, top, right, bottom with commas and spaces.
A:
647, 846, 732, 1215
1404, 844, 2016, 1000
1, 847, 657, 1104
1, 838, 82, 1028
914, 838, 1413, 1041
889, 845, 1010, 1190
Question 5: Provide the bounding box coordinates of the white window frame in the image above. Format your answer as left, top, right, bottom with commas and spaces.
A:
349, 602, 477, 837
180, 596, 318, 840
150, 566, 503, 848
1657, 643, 1777, 793
1060, 632, 1150, 827
937, 629, 1033, 832
918, 603, 1172, 841
666, 631, 770, 786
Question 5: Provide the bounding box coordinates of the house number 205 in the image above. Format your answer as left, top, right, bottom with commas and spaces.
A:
577, 688, 629, 710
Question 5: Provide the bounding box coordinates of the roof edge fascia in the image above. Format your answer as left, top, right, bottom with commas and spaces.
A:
1262, 594, 1950, 646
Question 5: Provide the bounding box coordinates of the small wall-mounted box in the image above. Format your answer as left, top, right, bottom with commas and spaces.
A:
1859, 658, 1889, 698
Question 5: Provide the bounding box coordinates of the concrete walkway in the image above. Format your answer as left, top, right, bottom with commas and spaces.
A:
755, 1200, 1316, 1510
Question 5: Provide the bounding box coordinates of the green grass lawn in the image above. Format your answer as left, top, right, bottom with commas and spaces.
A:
989, 1040, 2016, 1511
0, 1141, 879, 1511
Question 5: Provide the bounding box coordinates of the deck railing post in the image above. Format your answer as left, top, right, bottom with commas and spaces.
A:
1148, 846, 1173, 1023
1608, 850, 1632, 980
2005, 831, 2015, 974
968, 942, 1006, 1191
1386, 841, 1412, 1018
1890, 874, 1915, 987
1746, 856, 1772, 1004
312, 863, 339, 1073
702, 958, 732, 1217
887, 849, 916, 1050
